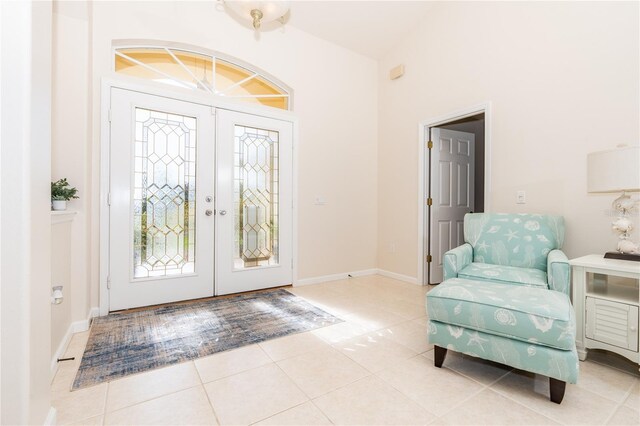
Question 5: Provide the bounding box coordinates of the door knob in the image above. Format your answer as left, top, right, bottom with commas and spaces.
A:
205, 209, 213, 216
219, 210, 227, 216
205, 196, 213, 203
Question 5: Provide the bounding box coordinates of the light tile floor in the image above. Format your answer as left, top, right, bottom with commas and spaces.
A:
52, 275, 640, 425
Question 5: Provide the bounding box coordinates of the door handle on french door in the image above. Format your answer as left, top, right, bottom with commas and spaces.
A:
205, 209, 213, 216
219, 210, 227, 216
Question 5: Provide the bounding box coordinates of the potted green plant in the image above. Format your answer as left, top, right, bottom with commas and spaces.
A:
51, 178, 79, 211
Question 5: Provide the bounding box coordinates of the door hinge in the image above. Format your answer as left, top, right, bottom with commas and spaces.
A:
291, 259, 294, 269
426, 198, 433, 206
426, 255, 432, 263
427, 140, 433, 149
108, 109, 112, 122
107, 192, 111, 206
106, 275, 111, 289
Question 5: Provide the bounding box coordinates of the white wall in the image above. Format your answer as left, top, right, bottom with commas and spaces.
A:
51, 219, 73, 363
82, 0, 378, 310
0, 1, 53, 423
52, 1, 93, 330
378, 1, 640, 279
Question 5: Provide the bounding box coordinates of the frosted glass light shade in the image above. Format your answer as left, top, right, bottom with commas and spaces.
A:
587, 146, 640, 193
225, 1, 290, 26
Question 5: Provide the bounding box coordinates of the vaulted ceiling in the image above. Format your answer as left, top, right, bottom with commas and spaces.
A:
287, 1, 434, 59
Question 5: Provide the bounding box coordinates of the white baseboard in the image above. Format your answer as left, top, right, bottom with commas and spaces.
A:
72, 307, 100, 333
44, 407, 57, 426
295, 269, 378, 286
376, 269, 419, 285
50, 306, 99, 380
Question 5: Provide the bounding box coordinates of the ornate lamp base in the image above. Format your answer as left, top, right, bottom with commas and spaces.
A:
604, 251, 640, 262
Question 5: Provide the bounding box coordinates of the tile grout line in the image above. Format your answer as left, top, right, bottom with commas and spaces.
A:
193, 355, 225, 426
247, 400, 310, 426
101, 383, 109, 425
308, 398, 336, 425
104, 382, 204, 416
484, 386, 562, 425
488, 374, 622, 426
196, 348, 276, 385
600, 380, 637, 425
200, 383, 223, 426
275, 347, 375, 402
378, 363, 486, 420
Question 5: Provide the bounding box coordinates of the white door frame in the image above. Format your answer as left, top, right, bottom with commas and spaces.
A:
417, 102, 492, 286
99, 75, 299, 315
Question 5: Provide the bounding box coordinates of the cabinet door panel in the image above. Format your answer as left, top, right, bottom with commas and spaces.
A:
586, 297, 638, 351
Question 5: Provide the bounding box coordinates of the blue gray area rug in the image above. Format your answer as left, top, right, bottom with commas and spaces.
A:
72, 289, 341, 390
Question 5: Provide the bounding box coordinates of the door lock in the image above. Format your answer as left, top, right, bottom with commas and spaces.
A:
205, 196, 213, 203
205, 209, 213, 216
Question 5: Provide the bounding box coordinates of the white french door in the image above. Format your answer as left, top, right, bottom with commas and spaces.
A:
109, 89, 215, 311
215, 109, 293, 295
107, 88, 294, 311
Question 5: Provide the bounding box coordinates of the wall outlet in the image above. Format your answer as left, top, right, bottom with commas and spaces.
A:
314, 196, 327, 205
516, 190, 526, 204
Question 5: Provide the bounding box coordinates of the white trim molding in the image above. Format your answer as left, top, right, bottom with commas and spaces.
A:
50, 307, 99, 380
295, 269, 378, 286
376, 269, 419, 285
44, 407, 57, 426
51, 210, 77, 225
417, 102, 492, 286
295, 269, 421, 287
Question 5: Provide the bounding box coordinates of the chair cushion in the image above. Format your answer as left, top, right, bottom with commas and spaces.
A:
458, 262, 548, 289
426, 278, 576, 350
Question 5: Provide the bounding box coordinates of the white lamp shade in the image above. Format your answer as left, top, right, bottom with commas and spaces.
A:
587, 146, 640, 193
225, 1, 290, 24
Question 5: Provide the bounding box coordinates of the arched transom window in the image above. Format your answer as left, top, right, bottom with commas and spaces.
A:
114, 42, 291, 110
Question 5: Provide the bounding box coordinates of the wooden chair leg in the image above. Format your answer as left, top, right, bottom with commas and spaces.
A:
434, 346, 447, 368
549, 377, 566, 404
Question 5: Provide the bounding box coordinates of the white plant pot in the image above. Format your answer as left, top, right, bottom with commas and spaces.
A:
52, 200, 67, 211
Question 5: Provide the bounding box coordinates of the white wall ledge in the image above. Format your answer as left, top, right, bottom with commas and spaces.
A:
51, 210, 77, 224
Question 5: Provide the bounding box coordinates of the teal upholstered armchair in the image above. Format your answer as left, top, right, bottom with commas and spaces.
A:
442, 213, 571, 295
426, 213, 578, 403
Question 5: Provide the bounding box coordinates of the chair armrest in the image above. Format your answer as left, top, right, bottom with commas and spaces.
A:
547, 249, 571, 295
443, 243, 473, 281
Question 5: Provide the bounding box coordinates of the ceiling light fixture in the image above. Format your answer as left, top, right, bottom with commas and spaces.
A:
224, 0, 290, 30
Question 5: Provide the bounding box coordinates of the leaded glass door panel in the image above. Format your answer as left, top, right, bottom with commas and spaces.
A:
109, 88, 215, 311
216, 110, 293, 295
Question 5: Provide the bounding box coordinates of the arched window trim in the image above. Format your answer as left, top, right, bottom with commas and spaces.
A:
112, 39, 294, 110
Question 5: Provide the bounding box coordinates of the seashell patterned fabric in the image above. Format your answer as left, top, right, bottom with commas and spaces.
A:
458, 263, 548, 288
427, 278, 576, 351
426, 319, 579, 383
463, 213, 564, 271
431, 214, 577, 385
442, 213, 571, 297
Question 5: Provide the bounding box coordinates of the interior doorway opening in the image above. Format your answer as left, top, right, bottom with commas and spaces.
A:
418, 104, 491, 286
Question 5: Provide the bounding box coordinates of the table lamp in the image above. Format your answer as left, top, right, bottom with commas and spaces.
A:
587, 145, 640, 261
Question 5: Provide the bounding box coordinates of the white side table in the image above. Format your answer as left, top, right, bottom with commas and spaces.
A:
570, 255, 640, 371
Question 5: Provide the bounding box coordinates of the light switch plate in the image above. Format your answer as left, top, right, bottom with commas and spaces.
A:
516, 190, 526, 204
